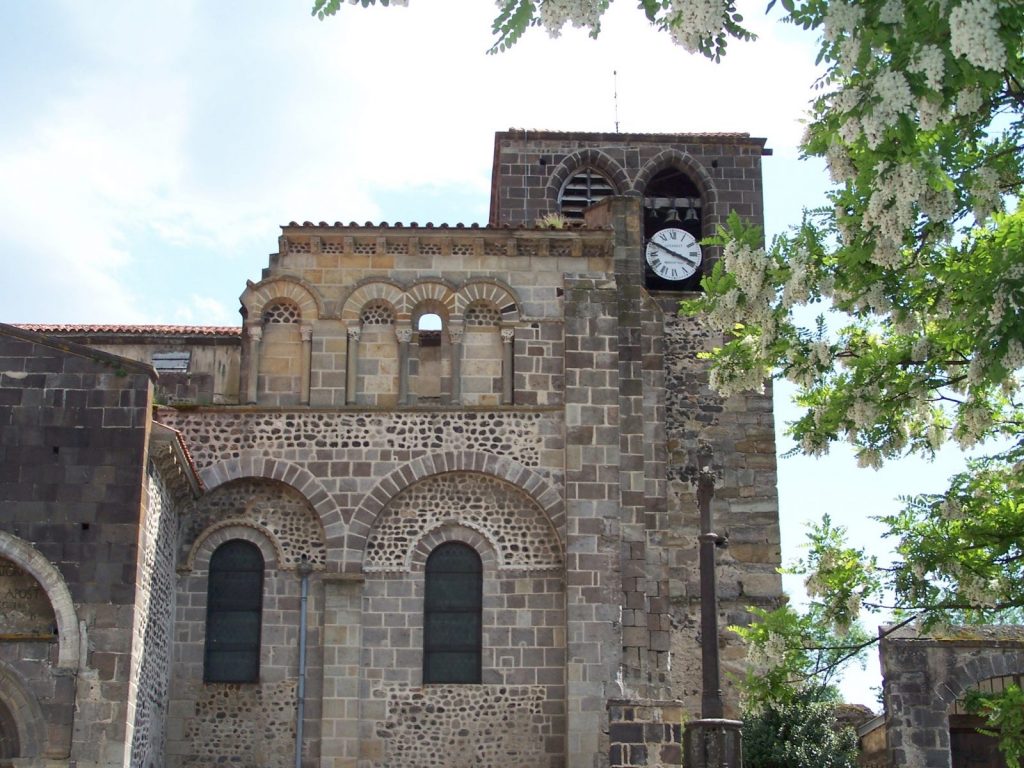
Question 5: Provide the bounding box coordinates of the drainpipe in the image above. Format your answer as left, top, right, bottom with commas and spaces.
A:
295, 556, 313, 768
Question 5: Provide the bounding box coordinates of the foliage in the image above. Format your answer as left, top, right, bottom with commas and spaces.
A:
731, 539, 874, 707
964, 684, 1024, 768
744, 688, 859, 768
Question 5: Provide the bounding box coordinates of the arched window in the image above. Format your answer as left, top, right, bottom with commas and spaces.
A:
557, 168, 616, 221
204, 540, 264, 683
423, 542, 482, 684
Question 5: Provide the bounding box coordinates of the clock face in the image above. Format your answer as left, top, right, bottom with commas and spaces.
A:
645, 227, 702, 282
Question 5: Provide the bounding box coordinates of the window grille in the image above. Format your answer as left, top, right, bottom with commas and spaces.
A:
204, 540, 263, 683
423, 542, 482, 684
557, 169, 616, 221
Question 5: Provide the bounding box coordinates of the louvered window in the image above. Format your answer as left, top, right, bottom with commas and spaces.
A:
423, 543, 482, 684
204, 540, 263, 683
557, 169, 616, 221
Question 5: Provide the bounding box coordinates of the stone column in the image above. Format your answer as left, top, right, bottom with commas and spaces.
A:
245, 323, 262, 405
396, 327, 412, 406
320, 576, 363, 768
345, 327, 360, 406
500, 327, 515, 405
563, 275, 622, 767
300, 324, 312, 405
448, 325, 464, 405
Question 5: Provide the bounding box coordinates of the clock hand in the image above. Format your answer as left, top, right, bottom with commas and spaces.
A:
651, 240, 698, 264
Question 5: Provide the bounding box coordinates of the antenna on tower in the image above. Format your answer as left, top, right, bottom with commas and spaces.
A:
613, 70, 620, 133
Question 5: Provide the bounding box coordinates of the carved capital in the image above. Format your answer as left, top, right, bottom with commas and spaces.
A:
396, 328, 413, 344
448, 327, 464, 344
347, 326, 361, 342
301, 325, 314, 342
247, 325, 263, 342
500, 328, 516, 344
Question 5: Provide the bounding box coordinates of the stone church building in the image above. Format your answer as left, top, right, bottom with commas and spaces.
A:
0, 130, 782, 768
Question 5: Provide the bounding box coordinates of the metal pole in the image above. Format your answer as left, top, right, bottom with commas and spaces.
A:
697, 465, 723, 719
294, 556, 312, 768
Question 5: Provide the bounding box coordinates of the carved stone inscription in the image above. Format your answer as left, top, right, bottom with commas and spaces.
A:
0, 557, 55, 637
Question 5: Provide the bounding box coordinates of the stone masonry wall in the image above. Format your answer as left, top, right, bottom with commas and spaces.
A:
489, 130, 767, 237
660, 310, 781, 716
880, 626, 1024, 767
167, 479, 326, 768
123, 461, 181, 768
0, 324, 154, 767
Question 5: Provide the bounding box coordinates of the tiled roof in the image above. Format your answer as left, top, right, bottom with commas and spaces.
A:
497, 128, 768, 142
15, 324, 241, 336
282, 221, 611, 230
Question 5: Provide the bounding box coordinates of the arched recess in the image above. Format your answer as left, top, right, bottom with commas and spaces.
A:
184, 520, 286, 573
633, 149, 718, 207
340, 280, 407, 325
453, 279, 522, 323
409, 524, 500, 574
345, 450, 564, 570
545, 149, 629, 219
0, 662, 47, 759
196, 453, 337, 557
188, 523, 281, 574
936, 651, 1024, 709
363, 472, 563, 573
0, 533, 80, 670
241, 275, 323, 323
634, 149, 719, 291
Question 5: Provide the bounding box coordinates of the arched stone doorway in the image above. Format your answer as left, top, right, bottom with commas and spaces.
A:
0, 698, 19, 762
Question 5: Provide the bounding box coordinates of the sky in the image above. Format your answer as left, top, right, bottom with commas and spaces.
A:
0, 0, 969, 709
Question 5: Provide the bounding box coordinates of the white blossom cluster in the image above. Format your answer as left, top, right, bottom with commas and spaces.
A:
949, 0, 1007, 72
782, 248, 812, 308
863, 70, 914, 148
970, 166, 1003, 222
956, 87, 985, 115
862, 162, 925, 266
955, 398, 994, 448
535, 0, 604, 37
744, 631, 788, 678
878, 0, 905, 24
907, 44, 945, 91
706, 239, 775, 336
822, 1, 865, 43
667, 0, 728, 54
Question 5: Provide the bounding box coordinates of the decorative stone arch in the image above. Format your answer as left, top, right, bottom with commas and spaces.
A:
0, 532, 80, 671
0, 662, 47, 759
196, 453, 338, 554
409, 524, 500, 574
406, 279, 458, 321
187, 522, 281, 573
453, 279, 522, 324
340, 279, 407, 324
545, 148, 630, 209
632, 149, 720, 224
935, 650, 1024, 708
344, 450, 564, 570
241, 275, 323, 323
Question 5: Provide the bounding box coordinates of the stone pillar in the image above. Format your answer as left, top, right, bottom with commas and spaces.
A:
449, 325, 463, 404
396, 327, 412, 406
246, 323, 262, 404
300, 324, 312, 405
683, 719, 742, 768
320, 576, 363, 768
345, 327, 360, 406
563, 275, 622, 767
500, 327, 515, 405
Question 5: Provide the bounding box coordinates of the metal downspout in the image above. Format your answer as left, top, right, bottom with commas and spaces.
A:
295, 556, 312, 768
